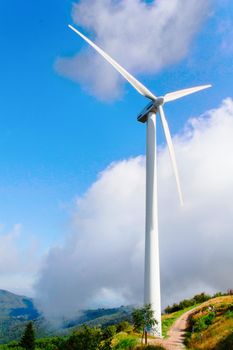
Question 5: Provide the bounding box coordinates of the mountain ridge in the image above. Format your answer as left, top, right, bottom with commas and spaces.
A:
0, 289, 132, 343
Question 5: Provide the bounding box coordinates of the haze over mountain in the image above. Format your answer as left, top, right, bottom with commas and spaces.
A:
0, 289, 131, 343
0, 289, 39, 343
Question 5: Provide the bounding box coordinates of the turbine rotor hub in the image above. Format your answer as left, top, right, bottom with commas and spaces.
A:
154, 97, 164, 107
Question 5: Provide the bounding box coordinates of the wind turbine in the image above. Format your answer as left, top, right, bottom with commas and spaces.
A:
68, 24, 211, 337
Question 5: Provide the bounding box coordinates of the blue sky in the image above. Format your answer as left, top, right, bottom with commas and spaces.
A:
0, 0, 233, 301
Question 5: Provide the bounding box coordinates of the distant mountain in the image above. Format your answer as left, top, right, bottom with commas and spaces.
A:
0, 289, 41, 343
0, 289, 39, 319
0, 289, 132, 344
61, 306, 132, 332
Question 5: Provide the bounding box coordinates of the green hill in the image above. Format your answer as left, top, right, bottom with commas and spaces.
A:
0, 289, 39, 318
1, 289, 232, 349
0, 289, 40, 343
0, 290, 132, 343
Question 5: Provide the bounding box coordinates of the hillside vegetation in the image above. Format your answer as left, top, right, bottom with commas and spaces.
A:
0, 290, 233, 349
0, 290, 40, 343
0, 290, 133, 343
185, 295, 233, 350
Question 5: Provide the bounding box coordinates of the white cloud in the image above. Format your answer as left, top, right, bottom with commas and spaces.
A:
0, 224, 41, 296
55, 0, 210, 99
35, 157, 145, 317
35, 98, 233, 318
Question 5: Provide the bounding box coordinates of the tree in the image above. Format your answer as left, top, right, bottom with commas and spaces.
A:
132, 304, 157, 344
62, 325, 103, 350
102, 325, 116, 340
116, 321, 130, 332
19, 322, 35, 350
101, 325, 117, 350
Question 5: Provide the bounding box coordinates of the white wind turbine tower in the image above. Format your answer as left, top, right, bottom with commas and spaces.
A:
68, 24, 211, 337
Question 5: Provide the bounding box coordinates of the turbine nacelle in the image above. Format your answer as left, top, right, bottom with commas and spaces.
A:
137, 97, 164, 123
137, 101, 155, 123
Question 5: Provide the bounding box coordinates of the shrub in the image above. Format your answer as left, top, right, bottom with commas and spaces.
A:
59, 325, 102, 350
224, 310, 233, 318
193, 292, 211, 304
164, 292, 212, 314
113, 336, 138, 350
193, 311, 216, 332
102, 325, 117, 340
116, 321, 131, 333
6, 341, 21, 348
35, 337, 65, 348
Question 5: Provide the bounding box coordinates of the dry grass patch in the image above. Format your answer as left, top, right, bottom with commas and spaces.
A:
185, 296, 233, 350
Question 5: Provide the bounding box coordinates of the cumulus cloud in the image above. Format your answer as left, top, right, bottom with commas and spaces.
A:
35, 158, 145, 318
35, 98, 233, 318
0, 224, 40, 296
56, 0, 210, 99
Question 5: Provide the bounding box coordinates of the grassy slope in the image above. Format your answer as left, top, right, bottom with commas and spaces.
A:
185, 295, 233, 350
162, 305, 199, 338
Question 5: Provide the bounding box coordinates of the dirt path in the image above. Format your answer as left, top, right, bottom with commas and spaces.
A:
149, 308, 196, 350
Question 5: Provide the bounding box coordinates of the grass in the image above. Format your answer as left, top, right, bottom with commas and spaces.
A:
162, 305, 199, 338
184, 295, 233, 350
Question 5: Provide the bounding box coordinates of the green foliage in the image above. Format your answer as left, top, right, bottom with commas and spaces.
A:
164, 292, 211, 314
132, 304, 157, 333
1, 347, 23, 350
102, 325, 116, 340
65, 306, 132, 330
116, 321, 131, 333
132, 304, 157, 345
113, 335, 138, 350
162, 305, 197, 338
0, 290, 132, 344
5, 340, 19, 348
132, 309, 144, 333
185, 296, 233, 349
0, 346, 24, 350
224, 310, 233, 318
35, 336, 65, 349
192, 311, 216, 332
213, 292, 223, 298
193, 292, 211, 304
101, 325, 117, 350
58, 325, 102, 350
0, 290, 40, 344
19, 322, 35, 350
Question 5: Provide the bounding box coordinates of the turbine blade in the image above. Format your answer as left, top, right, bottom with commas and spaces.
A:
68, 25, 157, 101
164, 84, 211, 103
158, 106, 184, 206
